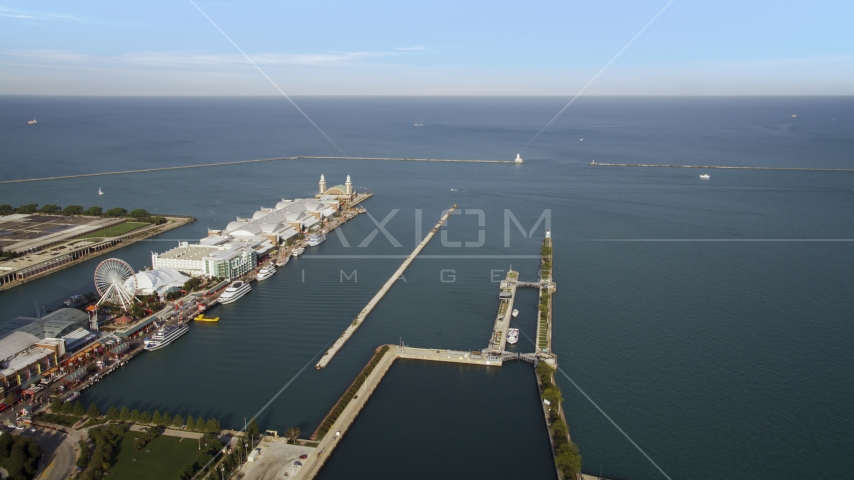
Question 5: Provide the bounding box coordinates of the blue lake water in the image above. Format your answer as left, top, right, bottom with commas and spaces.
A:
1, 96, 853, 479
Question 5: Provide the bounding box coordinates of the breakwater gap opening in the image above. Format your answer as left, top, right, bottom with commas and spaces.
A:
292, 234, 584, 480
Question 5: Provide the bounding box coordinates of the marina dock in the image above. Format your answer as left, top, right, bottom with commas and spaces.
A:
290, 234, 572, 480
487, 270, 519, 355
315, 205, 458, 369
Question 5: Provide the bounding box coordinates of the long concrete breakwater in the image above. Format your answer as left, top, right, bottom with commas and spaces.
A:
0, 157, 514, 184
315, 205, 458, 369
591, 161, 854, 172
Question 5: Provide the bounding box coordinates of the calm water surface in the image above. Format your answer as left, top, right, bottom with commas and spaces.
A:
1, 97, 853, 479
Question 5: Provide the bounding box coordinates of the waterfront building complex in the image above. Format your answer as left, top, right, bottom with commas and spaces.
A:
152, 176, 351, 279
0, 308, 95, 394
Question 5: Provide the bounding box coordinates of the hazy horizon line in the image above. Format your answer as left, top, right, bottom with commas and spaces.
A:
2, 93, 853, 98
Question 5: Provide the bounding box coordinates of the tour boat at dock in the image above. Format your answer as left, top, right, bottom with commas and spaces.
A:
507, 328, 520, 345
256, 265, 276, 281
194, 315, 219, 323
218, 280, 251, 304
275, 256, 290, 267
63, 295, 84, 307
292, 247, 305, 257
307, 234, 326, 247
512, 309, 519, 318
144, 323, 190, 351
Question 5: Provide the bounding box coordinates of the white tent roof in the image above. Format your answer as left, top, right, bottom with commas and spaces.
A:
127, 268, 191, 295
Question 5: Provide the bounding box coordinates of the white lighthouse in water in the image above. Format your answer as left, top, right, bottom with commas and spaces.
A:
515, 153, 524, 164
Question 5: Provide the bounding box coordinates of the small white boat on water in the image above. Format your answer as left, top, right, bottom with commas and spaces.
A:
699, 174, 710, 180
292, 247, 305, 257
256, 265, 276, 281
512, 309, 519, 318
98, 187, 104, 195
27, 119, 37, 125
507, 328, 519, 345
275, 256, 290, 267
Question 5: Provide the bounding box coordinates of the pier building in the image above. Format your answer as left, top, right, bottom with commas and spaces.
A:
153, 184, 343, 279
0, 308, 96, 395
315, 174, 354, 202
152, 241, 259, 279
127, 268, 190, 296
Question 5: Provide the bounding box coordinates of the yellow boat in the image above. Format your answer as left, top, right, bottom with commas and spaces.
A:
194, 315, 220, 323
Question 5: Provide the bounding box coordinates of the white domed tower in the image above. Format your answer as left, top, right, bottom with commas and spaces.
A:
319, 174, 327, 194
515, 154, 524, 164
345, 175, 352, 195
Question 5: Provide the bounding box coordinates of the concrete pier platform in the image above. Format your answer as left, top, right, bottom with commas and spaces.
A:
488, 270, 518, 354
315, 205, 458, 369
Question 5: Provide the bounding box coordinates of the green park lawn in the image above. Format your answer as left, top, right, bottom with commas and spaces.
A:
108, 432, 201, 480
80, 222, 149, 238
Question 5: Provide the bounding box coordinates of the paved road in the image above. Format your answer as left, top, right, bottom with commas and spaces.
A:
19, 426, 76, 480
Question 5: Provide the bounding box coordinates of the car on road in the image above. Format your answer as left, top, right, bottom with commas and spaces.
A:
0, 403, 9, 412
28, 427, 36, 432
14, 425, 24, 430
299, 454, 308, 460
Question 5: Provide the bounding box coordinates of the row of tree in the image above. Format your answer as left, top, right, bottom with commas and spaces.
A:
0, 204, 166, 223
316, 345, 389, 438
536, 362, 582, 478
50, 400, 224, 434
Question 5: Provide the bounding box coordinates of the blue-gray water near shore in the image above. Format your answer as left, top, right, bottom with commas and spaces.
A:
1, 96, 853, 479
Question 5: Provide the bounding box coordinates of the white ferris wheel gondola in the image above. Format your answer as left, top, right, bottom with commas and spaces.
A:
94, 258, 138, 309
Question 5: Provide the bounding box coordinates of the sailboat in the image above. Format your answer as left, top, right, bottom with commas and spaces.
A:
98, 188, 104, 195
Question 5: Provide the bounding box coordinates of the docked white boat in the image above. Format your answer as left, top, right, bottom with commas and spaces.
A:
219, 280, 251, 304
699, 174, 710, 180
275, 256, 290, 267
506, 328, 519, 345
512, 309, 519, 318
256, 265, 276, 281
63, 295, 84, 307
144, 323, 189, 351
308, 234, 326, 247
292, 247, 305, 257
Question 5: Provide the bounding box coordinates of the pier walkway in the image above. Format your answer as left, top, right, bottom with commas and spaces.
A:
315, 205, 458, 369
487, 270, 518, 354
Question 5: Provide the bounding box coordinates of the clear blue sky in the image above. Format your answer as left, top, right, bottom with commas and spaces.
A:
1, 1, 852, 95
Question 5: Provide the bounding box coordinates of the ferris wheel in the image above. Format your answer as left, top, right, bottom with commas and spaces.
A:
94, 258, 137, 309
